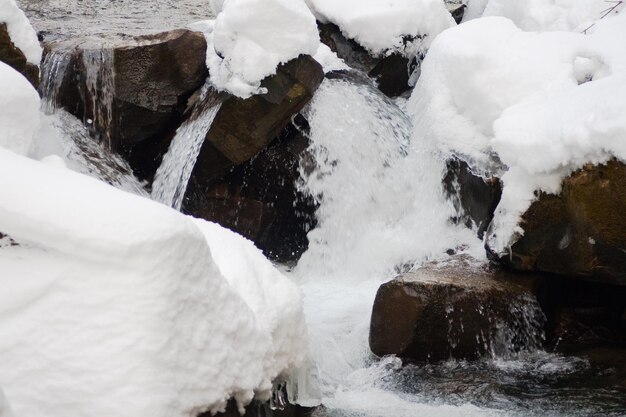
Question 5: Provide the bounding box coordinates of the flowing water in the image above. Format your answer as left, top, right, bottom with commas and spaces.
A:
152, 87, 222, 210
288, 77, 626, 417
17, 0, 214, 41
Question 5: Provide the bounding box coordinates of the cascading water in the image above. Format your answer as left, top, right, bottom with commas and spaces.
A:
37, 43, 147, 195
290, 76, 622, 417
151, 87, 222, 210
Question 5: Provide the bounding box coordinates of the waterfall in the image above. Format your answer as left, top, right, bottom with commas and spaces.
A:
39, 48, 72, 114
151, 88, 222, 210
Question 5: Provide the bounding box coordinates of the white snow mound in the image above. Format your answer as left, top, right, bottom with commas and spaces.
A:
204, 0, 320, 98
0, 0, 42, 65
306, 0, 455, 56
0, 146, 309, 416
410, 12, 626, 253
0, 62, 39, 156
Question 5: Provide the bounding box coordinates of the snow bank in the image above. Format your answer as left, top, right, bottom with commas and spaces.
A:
479, 0, 619, 32
313, 43, 349, 73
0, 62, 39, 156
0, 389, 12, 417
0, 0, 42, 65
202, 0, 319, 97
411, 12, 626, 252
306, 0, 454, 56
0, 145, 309, 416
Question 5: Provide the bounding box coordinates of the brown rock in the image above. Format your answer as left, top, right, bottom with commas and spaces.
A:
0, 22, 39, 88
488, 160, 626, 286
41, 29, 207, 162
184, 117, 318, 262
369, 260, 545, 362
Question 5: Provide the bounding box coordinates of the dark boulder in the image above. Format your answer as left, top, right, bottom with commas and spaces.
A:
180, 56, 323, 262
487, 160, 626, 286
369, 260, 545, 362
444, 157, 502, 239
318, 22, 414, 97
184, 117, 318, 263
41, 29, 207, 167
0, 22, 39, 88
538, 275, 626, 353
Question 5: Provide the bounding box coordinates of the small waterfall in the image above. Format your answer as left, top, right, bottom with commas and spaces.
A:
39, 48, 73, 114
152, 88, 222, 210
81, 46, 115, 147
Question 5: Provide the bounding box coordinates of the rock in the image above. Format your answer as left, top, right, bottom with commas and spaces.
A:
180, 55, 323, 262
42, 29, 207, 162
538, 276, 626, 353
184, 116, 318, 262
488, 160, 626, 286
318, 22, 414, 97
369, 260, 545, 362
446, 3, 467, 24
444, 157, 502, 239
209, 398, 315, 417
0, 23, 39, 88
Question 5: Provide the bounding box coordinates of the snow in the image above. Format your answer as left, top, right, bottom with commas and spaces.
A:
480, 0, 616, 32
0, 0, 42, 65
0, 144, 309, 416
410, 10, 626, 253
0, 62, 39, 156
202, 0, 319, 98
306, 0, 455, 56
0, 389, 12, 417
313, 43, 349, 73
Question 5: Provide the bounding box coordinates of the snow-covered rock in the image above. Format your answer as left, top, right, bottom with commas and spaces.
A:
476, 0, 620, 32
410, 10, 626, 253
0, 62, 39, 156
0, 0, 41, 65
204, 0, 320, 97
0, 145, 310, 416
306, 0, 455, 56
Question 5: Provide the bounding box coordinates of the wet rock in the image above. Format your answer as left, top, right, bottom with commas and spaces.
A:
488, 160, 626, 286
318, 22, 413, 97
538, 276, 626, 353
369, 260, 545, 362
42, 29, 207, 158
444, 157, 502, 239
208, 398, 315, 417
0, 23, 39, 88
184, 117, 318, 262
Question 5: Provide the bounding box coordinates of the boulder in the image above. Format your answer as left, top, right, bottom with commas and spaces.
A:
41, 29, 207, 162
443, 157, 502, 239
369, 260, 545, 362
318, 22, 414, 97
184, 117, 318, 262
0, 23, 39, 88
538, 275, 626, 353
488, 160, 626, 286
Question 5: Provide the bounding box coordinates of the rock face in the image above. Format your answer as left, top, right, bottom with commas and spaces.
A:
488, 160, 626, 286
444, 157, 502, 239
538, 275, 626, 353
184, 119, 317, 262
181, 56, 323, 261
318, 22, 413, 97
369, 261, 545, 362
43, 29, 207, 165
0, 23, 39, 88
